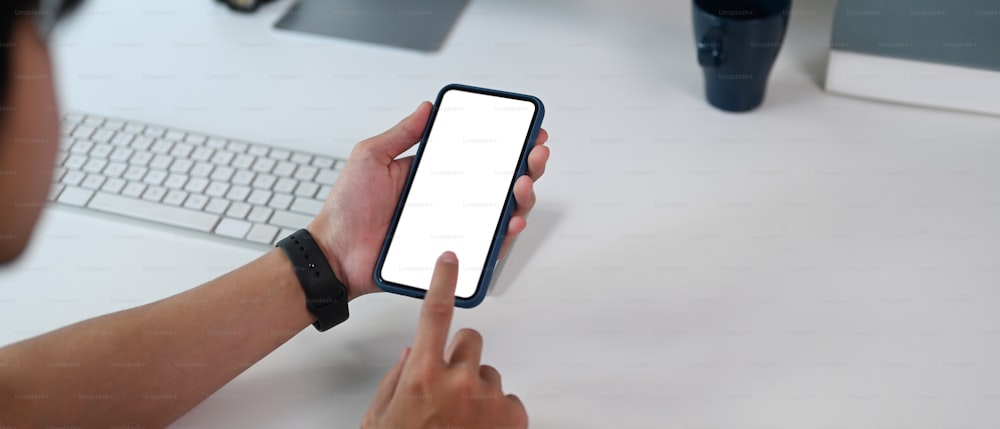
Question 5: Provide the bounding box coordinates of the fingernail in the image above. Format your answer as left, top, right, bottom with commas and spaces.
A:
398, 347, 411, 363
440, 251, 458, 264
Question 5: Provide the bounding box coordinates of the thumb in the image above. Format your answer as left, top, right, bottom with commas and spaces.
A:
368, 347, 411, 413
359, 102, 432, 162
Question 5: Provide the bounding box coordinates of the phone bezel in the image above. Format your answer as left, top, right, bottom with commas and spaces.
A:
373, 83, 545, 308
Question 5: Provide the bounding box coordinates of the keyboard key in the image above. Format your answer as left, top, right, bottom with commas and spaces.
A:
83, 159, 108, 174
251, 174, 276, 189
269, 149, 290, 160
163, 173, 188, 190
272, 161, 296, 177
70, 140, 94, 155
174, 143, 198, 159
89, 192, 219, 232
267, 193, 293, 210
109, 147, 133, 162
183, 177, 209, 194
251, 157, 276, 173
247, 206, 273, 223
163, 190, 188, 206
131, 135, 155, 150
91, 128, 115, 143
276, 228, 296, 245
188, 146, 211, 161
89, 143, 113, 159
247, 189, 272, 206
212, 167, 236, 182
205, 182, 230, 197
61, 170, 85, 186
64, 155, 87, 169
71, 125, 96, 139
123, 166, 147, 181
232, 154, 254, 169
314, 169, 339, 185
104, 119, 125, 130
273, 177, 297, 193
64, 112, 85, 123
215, 218, 251, 239
227, 141, 248, 153
226, 202, 251, 219
185, 134, 207, 145
290, 197, 324, 215
143, 170, 167, 186
246, 224, 279, 244
318, 185, 333, 198
101, 178, 126, 194
49, 184, 64, 201
104, 162, 127, 178
294, 182, 318, 198
205, 198, 229, 214
248, 146, 269, 157
164, 130, 186, 141
312, 156, 334, 168
183, 194, 209, 210
293, 165, 317, 181
123, 122, 145, 134
129, 152, 153, 166
151, 139, 173, 154
142, 186, 167, 202
122, 182, 146, 198
60, 122, 76, 137
190, 162, 214, 178
110, 133, 134, 146
169, 159, 194, 174
269, 210, 312, 229
231, 170, 255, 186
144, 126, 165, 137
57, 186, 94, 207
80, 174, 105, 190
83, 117, 104, 127
290, 153, 312, 164
226, 185, 251, 202
206, 137, 228, 149
149, 154, 173, 170
332, 160, 345, 171
210, 151, 235, 166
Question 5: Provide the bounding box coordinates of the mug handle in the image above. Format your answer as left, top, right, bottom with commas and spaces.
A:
697, 26, 725, 69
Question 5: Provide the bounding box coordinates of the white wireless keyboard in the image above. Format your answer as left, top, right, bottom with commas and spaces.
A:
50, 112, 345, 247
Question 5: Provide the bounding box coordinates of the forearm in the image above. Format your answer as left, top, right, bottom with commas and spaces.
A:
0, 249, 314, 427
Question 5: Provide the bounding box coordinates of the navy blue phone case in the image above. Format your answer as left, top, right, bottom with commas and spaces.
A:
373, 84, 545, 308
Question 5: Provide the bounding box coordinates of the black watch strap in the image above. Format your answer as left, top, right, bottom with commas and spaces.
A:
277, 229, 349, 332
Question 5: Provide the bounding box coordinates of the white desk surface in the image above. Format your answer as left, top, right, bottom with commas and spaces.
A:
3, 0, 1000, 427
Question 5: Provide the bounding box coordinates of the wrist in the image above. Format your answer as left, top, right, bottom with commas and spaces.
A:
277, 228, 350, 331
304, 224, 357, 302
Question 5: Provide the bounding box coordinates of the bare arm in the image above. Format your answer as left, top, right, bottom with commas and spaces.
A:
0, 249, 313, 426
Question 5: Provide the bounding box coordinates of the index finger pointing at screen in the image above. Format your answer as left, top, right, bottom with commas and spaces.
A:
411, 252, 460, 363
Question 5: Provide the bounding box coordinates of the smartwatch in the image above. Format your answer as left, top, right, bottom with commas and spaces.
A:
276, 229, 349, 331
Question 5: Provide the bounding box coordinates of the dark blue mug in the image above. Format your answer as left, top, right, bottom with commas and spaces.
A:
693, 0, 791, 112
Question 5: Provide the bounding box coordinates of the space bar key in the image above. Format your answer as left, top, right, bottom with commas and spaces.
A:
88, 192, 220, 232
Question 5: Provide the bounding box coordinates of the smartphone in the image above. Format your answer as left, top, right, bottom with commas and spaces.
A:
374, 84, 545, 308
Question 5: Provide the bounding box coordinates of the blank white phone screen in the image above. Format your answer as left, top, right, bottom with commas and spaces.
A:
381, 89, 536, 299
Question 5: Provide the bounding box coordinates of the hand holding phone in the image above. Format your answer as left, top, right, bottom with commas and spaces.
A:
374, 84, 545, 307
